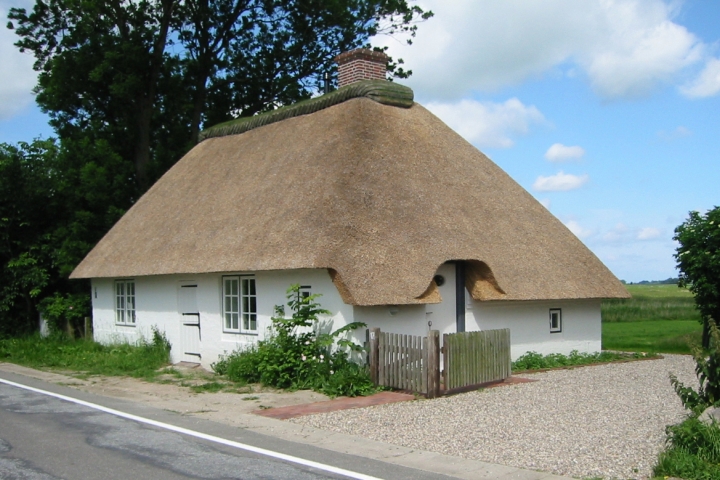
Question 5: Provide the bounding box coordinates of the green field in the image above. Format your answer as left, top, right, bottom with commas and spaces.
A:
601, 284, 702, 354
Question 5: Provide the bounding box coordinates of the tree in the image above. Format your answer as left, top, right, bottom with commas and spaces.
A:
8, 0, 431, 193
0, 137, 136, 336
2, 0, 431, 335
674, 207, 720, 347
0, 140, 62, 335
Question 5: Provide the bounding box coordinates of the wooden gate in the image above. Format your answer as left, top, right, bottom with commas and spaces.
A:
378, 332, 427, 394
442, 329, 511, 392
368, 328, 510, 397
367, 328, 441, 398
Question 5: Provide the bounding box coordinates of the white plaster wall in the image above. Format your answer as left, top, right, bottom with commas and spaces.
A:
91, 270, 602, 367
467, 299, 602, 360
91, 269, 355, 370
353, 304, 429, 338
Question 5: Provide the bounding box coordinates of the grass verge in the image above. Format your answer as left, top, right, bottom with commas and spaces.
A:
0, 332, 171, 380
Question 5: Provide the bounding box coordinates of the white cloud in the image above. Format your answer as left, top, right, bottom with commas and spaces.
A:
0, 3, 37, 119
602, 223, 630, 242
544, 143, 585, 162
565, 220, 593, 239
533, 171, 589, 192
424, 98, 545, 148
637, 227, 661, 240
374, 0, 706, 100
658, 126, 691, 141
680, 57, 720, 98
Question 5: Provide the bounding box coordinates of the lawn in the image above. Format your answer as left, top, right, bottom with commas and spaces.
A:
601, 284, 702, 354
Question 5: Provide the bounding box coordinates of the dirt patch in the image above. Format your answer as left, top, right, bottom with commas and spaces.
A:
0, 362, 330, 425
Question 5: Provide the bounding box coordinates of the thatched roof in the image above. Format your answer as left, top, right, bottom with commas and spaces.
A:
71, 83, 629, 304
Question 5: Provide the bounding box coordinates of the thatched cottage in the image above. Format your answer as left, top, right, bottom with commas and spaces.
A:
71, 49, 628, 367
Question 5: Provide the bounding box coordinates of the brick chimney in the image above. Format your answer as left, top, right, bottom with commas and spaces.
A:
335, 48, 389, 88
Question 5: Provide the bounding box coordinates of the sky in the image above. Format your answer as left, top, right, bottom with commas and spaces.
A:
1, 0, 719, 282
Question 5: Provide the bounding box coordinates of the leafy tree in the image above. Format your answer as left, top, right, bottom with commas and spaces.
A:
675, 207, 720, 347
0, 139, 122, 336
0, 140, 62, 335
8, 0, 431, 192
2, 0, 430, 335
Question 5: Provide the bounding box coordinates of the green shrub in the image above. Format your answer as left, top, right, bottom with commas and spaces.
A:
654, 418, 720, 479
212, 285, 375, 397
511, 350, 643, 371
671, 323, 720, 413
37, 292, 91, 335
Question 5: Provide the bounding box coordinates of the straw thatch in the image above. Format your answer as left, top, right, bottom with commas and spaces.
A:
71, 89, 629, 305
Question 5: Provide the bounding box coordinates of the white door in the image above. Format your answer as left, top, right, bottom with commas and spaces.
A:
425, 263, 457, 335
178, 284, 201, 363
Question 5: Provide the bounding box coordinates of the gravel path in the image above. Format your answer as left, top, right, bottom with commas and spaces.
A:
291, 355, 698, 479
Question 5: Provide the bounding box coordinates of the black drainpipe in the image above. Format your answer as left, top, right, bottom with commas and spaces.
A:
455, 262, 466, 332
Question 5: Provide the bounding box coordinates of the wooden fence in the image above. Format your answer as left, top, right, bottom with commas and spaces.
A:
368, 328, 510, 398
368, 328, 440, 398
442, 329, 511, 392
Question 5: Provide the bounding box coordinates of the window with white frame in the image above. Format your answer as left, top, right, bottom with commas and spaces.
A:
549, 308, 562, 333
115, 280, 136, 325
223, 276, 257, 333
298, 285, 311, 303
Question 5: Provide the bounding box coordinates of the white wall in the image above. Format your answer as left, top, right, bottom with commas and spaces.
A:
91, 269, 602, 368
91, 269, 355, 370
467, 298, 602, 360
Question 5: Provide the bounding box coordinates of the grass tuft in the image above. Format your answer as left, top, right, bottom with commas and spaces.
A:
189, 381, 227, 393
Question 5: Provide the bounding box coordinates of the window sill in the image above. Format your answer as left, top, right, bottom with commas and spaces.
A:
222, 331, 258, 336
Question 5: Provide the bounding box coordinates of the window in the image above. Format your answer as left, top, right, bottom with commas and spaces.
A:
223, 276, 257, 333
115, 280, 136, 325
298, 285, 312, 302
549, 308, 562, 333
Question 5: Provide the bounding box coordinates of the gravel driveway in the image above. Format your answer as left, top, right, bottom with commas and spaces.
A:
291, 355, 698, 479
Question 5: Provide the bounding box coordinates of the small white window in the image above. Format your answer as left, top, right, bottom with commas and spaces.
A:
549, 308, 562, 333
298, 285, 312, 303
115, 280, 136, 325
223, 276, 257, 333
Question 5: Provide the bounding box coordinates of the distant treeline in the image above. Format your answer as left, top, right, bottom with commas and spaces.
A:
621, 278, 679, 285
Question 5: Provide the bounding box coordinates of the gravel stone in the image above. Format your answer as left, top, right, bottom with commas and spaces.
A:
290, 355, 698, 479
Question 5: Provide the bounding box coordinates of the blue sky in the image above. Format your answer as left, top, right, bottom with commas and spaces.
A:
1, 0, 718, 282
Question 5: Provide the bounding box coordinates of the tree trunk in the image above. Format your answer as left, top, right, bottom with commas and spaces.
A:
133, 0, 176, 192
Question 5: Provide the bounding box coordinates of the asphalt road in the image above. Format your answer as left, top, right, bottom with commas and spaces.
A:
0, 373, 453, 480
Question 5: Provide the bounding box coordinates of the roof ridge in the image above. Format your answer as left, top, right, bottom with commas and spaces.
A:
198, 80, 414, 142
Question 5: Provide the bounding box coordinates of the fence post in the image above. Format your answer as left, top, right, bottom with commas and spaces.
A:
427, 330, 440, 399
369, 327, 380, 385
84, 316, 92, 340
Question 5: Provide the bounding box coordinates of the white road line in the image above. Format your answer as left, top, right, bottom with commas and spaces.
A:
0, 377, 383, 480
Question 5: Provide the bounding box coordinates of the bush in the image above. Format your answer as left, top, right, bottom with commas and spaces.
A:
654, 418, 720, 479
37, 292, 91, 335
656, 323, 720, 478
671, 322, 720, 413
511, 350, 643, 371
212, 285, 375, 397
